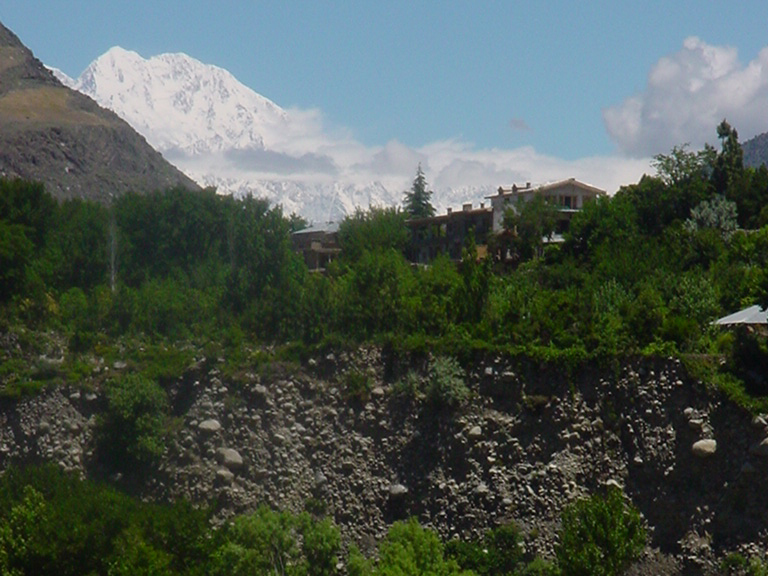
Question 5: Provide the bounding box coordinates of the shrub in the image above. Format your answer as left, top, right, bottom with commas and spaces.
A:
393, 370, 422, 399
445, 522, 524, 576
342, 368, 373, 402
556, 487, 645, 576
210, 505, 340, 576
375, 517, 467, 576
427, 356, 469, 408
97, 374, 169, 472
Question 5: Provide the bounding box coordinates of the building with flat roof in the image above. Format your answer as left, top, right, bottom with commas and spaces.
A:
406, 202, 492, 264
487, 178, 606, 233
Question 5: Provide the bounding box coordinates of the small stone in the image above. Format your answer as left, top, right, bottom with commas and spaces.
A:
467, 426, 482, 439
216, 448, 244, 470
692, 439, 717, 457
216, 468, 235, 484
688, 418, 704, 430
605, 478, 623, 490
751, 416, 767, 430
113, 361, 127, 370
389, 483, 408, 498
199, 419, 222, 433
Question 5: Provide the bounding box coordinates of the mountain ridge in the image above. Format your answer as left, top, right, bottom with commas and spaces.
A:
743, 130, 768, 169
0, 21, 199, 201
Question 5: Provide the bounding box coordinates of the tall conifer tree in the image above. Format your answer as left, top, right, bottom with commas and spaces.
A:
403, 164, 436, 218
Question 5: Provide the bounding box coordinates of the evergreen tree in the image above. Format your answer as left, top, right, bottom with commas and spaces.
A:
403, 164, 436, 219
712, 119, 744, 195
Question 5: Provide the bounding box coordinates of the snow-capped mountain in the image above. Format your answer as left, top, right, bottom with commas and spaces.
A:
56, 48, 424, 221
65, 47, 289, 156
54, 47, 644, 221
62, 47, 642, 222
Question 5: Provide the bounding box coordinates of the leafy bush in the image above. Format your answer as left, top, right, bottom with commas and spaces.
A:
360, 517, 468, 576
445, 522, 524, 576
210, 505, 340, 576
555, 487, 645, 576
97, 374, 169, 472
0, 465, 214, 576
393, 370, 422, 399
427, 356, 469, 408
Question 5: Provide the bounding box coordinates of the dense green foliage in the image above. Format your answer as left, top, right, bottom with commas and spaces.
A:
97, 373, 170, 473
210, 505, 340, 576
0, 121, 767, 406
555, 488, 645, 576
349, 517, 470, 576
0, 465, 214, 576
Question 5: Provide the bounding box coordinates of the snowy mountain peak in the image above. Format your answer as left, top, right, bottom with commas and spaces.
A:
73, 47, 289, 155
63, 47, 513, 222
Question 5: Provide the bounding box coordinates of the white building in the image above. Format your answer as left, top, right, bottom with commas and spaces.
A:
487, 178, 606, 233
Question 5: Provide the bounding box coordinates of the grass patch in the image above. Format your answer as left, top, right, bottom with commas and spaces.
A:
342, 368, 373, 402
130, 344, 195, 384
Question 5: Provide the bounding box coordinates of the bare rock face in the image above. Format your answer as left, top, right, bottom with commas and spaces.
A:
0, 21, 199, 201
1, 349, 768, 575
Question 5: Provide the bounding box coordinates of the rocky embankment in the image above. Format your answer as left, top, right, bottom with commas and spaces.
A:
1, 348, 768, 574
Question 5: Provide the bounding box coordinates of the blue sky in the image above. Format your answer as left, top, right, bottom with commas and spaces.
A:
4, 1, 768, 189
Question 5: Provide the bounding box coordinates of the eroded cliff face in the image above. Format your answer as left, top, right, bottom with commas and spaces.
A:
0, 349, 766, 574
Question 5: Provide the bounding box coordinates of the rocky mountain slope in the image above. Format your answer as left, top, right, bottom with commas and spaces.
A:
743, 131, 768, 169
1, 343, 767, 574
0, 22, 198, 201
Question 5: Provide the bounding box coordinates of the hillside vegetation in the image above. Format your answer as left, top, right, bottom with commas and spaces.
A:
1, 122, 767, 397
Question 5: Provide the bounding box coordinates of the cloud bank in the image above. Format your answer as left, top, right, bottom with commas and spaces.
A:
604, 37, 768, 157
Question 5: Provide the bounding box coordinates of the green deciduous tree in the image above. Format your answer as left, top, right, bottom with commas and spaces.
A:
403, 164, 436, 219
503, 193, 558, 261
556, 488, 645, 576
652, 143, 712, 187
211, 506, 340, 576
338, 207, 409, 262
445, 522, 524, 576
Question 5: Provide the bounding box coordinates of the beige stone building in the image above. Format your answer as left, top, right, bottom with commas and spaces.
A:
487, 178, 606, 233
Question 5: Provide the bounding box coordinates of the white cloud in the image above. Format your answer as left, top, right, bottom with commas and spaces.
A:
604, 37, 768, 157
